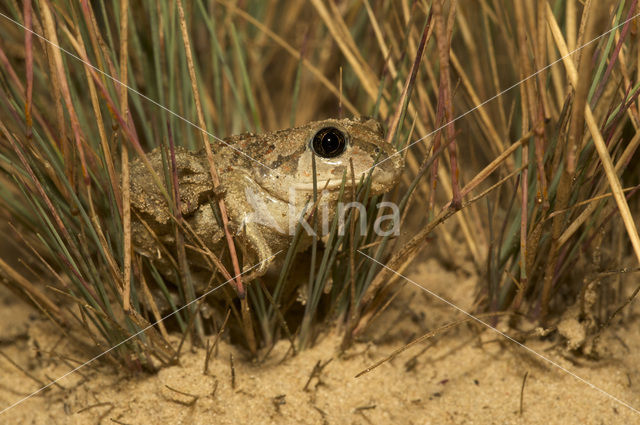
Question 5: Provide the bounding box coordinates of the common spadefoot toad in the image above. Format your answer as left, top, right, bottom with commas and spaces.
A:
129, 117, 403, 293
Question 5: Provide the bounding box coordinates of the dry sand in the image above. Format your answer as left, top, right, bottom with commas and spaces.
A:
1, 258, 639, 424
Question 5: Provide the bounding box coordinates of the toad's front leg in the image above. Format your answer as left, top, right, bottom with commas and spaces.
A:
236, 222, 278, 283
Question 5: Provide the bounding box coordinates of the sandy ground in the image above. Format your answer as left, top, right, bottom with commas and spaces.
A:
1, 257, 639, 424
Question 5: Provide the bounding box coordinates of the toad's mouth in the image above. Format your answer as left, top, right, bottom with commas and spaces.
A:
293, 179, 343, 191
292, 165, 399, 193
252, 179, 343, 206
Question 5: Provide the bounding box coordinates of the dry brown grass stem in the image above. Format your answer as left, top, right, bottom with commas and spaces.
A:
40, 4, 67, 169
138, 263, 170, 341
558, 130, 640, 246
362, 0, 398, 83
41, 0, 89, 187
176, 0, 256, 353
23, 0, 33, 135
547, 2, 640, 282
0, 46, 51, 142
512, 0, 537, 308
540, 0, 599, 320
0, 257, 61, 319
433, 0, 461, 209
118, 0, 132, 312
385, 10, 432, 145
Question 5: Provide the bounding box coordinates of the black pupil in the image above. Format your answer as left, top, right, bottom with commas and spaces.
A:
312, 127, 346, 158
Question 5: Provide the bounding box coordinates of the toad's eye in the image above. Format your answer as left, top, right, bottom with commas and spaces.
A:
311, 127, 347, 158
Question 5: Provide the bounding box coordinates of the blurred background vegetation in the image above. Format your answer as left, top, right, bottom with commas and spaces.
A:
0, 0, 638, 370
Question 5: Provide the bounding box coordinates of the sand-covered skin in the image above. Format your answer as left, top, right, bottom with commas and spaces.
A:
1, 259, 639, 424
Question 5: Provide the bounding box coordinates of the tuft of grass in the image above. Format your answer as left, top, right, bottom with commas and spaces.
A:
0, 0, 639, 372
